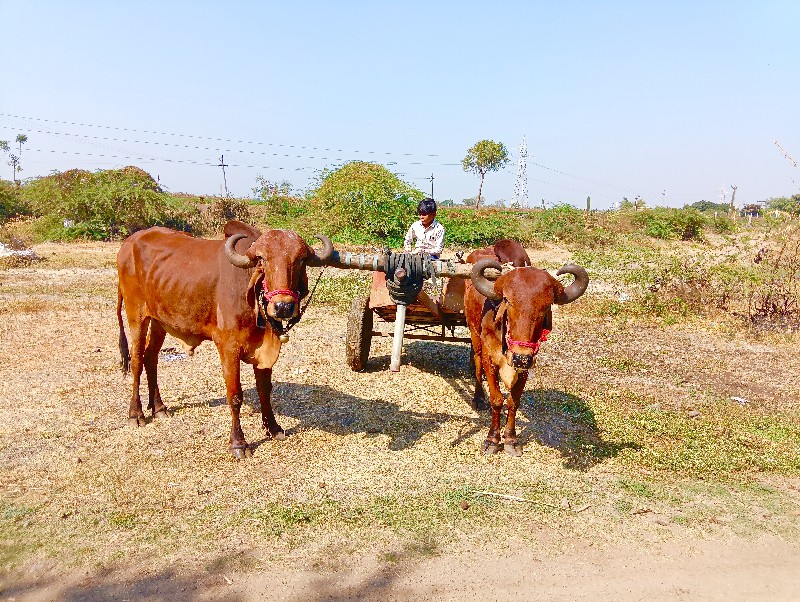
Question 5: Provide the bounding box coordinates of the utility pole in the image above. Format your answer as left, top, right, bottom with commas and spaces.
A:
513, 135, 529, 208
427, 173, 434, 198
730, 185, 738, 215
218, 155, 229, 197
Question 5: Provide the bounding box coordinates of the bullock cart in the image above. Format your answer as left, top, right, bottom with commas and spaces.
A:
323, 251, 509, 372
346, 269, 469, 372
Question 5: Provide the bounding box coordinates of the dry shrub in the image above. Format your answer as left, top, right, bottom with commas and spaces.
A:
748, 225, 800, 331
0, 254, 41, 270
190, 196, 251, 237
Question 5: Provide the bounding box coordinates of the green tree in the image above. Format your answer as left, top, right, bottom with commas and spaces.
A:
252, 176, 303, 220
0, 134, 27, 184
16, 134, 27, 156
620, 196, 647, 211
766, 195, 800, 216
687, 200, 730, 213
253, 177, 292, 198
462, 140, 509, 209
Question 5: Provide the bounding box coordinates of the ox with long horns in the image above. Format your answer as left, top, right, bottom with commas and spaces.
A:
465, 241, 588, 456
116, 220, 332, 459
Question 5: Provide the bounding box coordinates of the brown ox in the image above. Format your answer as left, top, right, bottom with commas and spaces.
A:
465, 240, 588, 456
116, 220, 332, 459
468, 238, 532, 268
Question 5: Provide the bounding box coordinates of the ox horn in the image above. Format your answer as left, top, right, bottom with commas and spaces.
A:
471, 258, 503, 301
225, 234, 258, 269
554, 264, 589, 304
305, 234, 334, 267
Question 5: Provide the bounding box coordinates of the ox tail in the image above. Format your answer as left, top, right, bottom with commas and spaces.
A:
117, 284, 130, 374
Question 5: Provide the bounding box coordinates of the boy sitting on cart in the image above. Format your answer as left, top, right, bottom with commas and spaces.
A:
403, 198, 445, 260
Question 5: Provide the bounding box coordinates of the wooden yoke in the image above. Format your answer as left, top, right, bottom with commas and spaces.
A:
328, 251, 509, 281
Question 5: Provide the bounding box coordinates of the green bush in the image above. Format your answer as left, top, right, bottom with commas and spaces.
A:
529, 204, 589, 242
0, 179, 24, 222
18, 171, 71, 217
16, 167, 190, 241
709, 214, 737, 234
630, 207, 708, 241
438, 208, 523, 247
309, 162, 424, 246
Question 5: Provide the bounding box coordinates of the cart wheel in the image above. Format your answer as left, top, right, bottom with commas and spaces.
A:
346, 294, 373, 371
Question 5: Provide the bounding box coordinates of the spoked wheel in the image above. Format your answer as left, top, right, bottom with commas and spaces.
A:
346, 294, 373, 371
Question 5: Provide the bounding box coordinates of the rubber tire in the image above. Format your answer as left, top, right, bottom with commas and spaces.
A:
346, 294, 373, 371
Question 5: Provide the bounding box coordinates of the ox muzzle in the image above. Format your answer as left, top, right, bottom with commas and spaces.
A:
509, 352, 534, 371
269, 298, 297, 320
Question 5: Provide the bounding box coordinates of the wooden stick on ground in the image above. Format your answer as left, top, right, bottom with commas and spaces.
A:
473, 490, 561, 509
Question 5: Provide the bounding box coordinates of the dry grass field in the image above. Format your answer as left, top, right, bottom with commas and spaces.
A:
1, 239, 799, 600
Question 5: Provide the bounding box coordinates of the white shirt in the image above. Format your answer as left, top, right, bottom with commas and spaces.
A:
403, 218, 445, 256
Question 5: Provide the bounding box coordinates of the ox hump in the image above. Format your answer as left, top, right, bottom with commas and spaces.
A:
224, 220, 262, 240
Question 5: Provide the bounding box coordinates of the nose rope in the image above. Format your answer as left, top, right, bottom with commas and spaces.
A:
262, 284, 299, 304
506, 328, 550, 355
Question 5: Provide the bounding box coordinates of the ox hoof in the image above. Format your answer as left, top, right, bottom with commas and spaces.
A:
231, 446, 253, 460
128, 416, 146, 427
482, 441, 500, 455
504, 443, 523, 457
153, 408, 173, 420
270, 430, 287, 441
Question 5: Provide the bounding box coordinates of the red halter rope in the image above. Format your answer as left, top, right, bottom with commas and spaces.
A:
506, 328, 550, 355
262, 282, 299, 304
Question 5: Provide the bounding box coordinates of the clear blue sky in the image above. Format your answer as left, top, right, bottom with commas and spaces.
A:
2, 1, 798, 209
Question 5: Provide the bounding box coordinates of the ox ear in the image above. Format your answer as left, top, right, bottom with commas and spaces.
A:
543, 306, 553, 331
224, 220, 262, 240
245, 268, 264, 309
298, 268, 309, 300
493, 298, 508, 326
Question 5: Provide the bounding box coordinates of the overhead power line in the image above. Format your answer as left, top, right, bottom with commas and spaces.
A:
774, 140, 798, 169
24, 147, 320, 172
0, 111, 707, 203
0, 111, 443, 160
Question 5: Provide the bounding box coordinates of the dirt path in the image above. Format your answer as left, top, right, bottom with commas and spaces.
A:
5, 536, 799, 601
